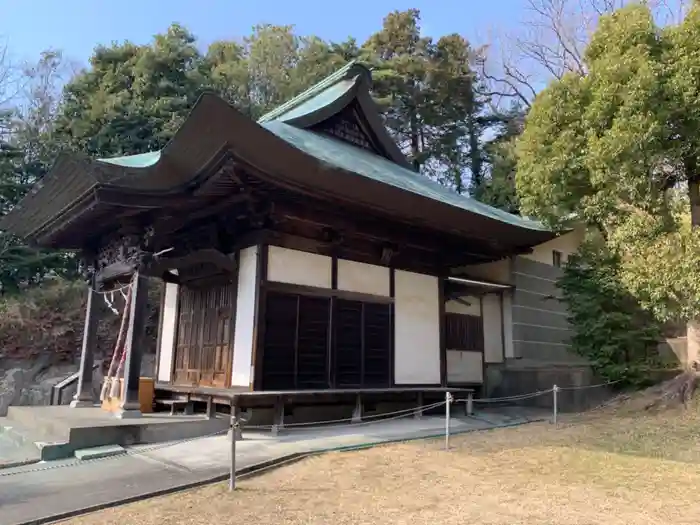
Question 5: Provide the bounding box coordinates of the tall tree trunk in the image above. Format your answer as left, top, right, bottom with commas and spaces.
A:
467, 113, 482, 188
686, 160, 700, 369
409, 108, 420, 171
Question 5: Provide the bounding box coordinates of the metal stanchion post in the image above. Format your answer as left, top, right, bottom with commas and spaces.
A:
445, 391, 453, 451
229, 414, 238, 491
552, 385, 559, 426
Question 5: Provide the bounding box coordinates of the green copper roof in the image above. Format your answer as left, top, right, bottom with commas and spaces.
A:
261, 120, 548, 231
272, 78, 357, 123
97, 150, 161, 168
92, 60, 548, 233
258, 61, 361, 123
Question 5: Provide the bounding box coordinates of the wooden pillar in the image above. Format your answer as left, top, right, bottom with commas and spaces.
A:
117, 273, 149, 418
70, 284, 100, 408
438, 276, 447, 387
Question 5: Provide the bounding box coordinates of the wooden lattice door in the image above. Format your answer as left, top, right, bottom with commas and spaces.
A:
173, 282, 235, 387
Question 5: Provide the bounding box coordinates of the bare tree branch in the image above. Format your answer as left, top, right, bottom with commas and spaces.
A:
479, 0, 686, 110
0, 37, 22, 109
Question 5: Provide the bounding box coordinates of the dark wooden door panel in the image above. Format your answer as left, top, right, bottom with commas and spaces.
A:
362, 302, 391, 387
262, 291, 298, 390
333, 299, 391, 388
173, 282, 235, 388
334, 299, 363, 387
445, 313, 484, 352
296, 296, 330, 389
262, 291, 331, 390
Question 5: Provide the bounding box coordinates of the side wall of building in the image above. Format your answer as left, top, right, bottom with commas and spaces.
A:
480, 227, 603, 410
511, 256, 582, 364
266, 246, 443, 386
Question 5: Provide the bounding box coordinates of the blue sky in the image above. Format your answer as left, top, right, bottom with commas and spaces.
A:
0, 0, 526, 66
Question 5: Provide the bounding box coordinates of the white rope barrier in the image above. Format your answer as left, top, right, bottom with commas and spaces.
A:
451, 377, 622, 407
456, 389, 554, 404
555, 378, 623, 391
244, 400, 448, 431
1, 379, 625, 480
0, 398, 447, 479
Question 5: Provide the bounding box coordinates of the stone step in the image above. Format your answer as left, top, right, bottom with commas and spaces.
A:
0, 416, 71, 462
74, 444, 126, 461
0, 418, 43, 467
6, 405, 75, 440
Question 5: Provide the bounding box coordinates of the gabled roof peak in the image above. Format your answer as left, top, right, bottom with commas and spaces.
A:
258, 61, 371, 124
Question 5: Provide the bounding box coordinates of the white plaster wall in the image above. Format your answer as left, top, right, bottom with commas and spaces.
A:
394, 270, 441, 384
337, 259, 390, 296
446, 296, 481, 316
523, 226, 585, 265
267, 245, 332, 288
157, 282, 179, 382
503, 290, 515, 358
231, 246, 259, 387
482, 294, 504, 363
446, 350, 483, 383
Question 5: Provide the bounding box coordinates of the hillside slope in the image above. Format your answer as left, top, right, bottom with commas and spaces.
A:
0, 278, 161, 415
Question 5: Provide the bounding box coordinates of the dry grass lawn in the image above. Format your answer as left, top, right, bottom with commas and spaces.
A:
65, 400, 700, 525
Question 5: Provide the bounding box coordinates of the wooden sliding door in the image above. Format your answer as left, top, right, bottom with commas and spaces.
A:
261, 290, 392, 390
173, 282, 235, 388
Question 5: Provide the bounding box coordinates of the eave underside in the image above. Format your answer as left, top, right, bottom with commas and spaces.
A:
4, 93, 555, 260
84, 156, 526, 282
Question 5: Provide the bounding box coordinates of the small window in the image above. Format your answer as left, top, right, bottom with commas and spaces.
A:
445, 313, 484, 352
552, 250, 563, 268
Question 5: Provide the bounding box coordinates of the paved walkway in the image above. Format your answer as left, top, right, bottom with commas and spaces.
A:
0, 408, 547, 525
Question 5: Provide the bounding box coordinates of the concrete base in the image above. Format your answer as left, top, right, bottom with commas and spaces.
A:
227, 427, 243, 441
3, 405, 229, 461
114, 409, 142, 420
74, 445, 126, 460
484, 361, 613, 412
69, 399, 95, 408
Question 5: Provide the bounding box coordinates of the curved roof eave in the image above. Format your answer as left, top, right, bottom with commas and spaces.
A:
90, 94, 554, 245
0, 153, 100, 238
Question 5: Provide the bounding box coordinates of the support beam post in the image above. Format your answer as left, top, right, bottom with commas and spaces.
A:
414, 392, 424, 419
70, 283, 100, 408
271, 397, 284, 436
117, 273, 149, 419
352, 394, 363, 423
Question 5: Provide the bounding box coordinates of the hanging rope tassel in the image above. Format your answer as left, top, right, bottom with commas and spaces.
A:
110, 338, 129, 399
100, 279, 134, 402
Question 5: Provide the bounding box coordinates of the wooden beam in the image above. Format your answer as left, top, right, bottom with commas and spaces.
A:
273, 197, 503, 261
153, 192, 251, 237
95, 261, 137, 286
147, 248, 237, 277
252, 244, 269, 391
439, 277, 447, 387
263, 281, 393, 305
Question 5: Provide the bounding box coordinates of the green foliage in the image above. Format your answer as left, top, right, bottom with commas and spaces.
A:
0, 53, 78, 295
473, 103, 526, 213
0, 13, 513, 297
558, 240, 663, 385
362, 10, 487, 191
517, 2, 700, 328
56, 24, 204, 156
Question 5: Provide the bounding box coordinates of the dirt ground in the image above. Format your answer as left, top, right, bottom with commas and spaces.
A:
65, 401, 700, 525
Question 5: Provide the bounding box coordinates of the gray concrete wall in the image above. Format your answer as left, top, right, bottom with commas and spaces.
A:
484, 361, 610, 412
479, 257, 606, 412
511, 256, 585, 364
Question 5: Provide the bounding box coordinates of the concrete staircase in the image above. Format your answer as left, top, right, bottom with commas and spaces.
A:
1, 405, 229, 462
0, 411, 73, 463
0, 418, 45, 467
